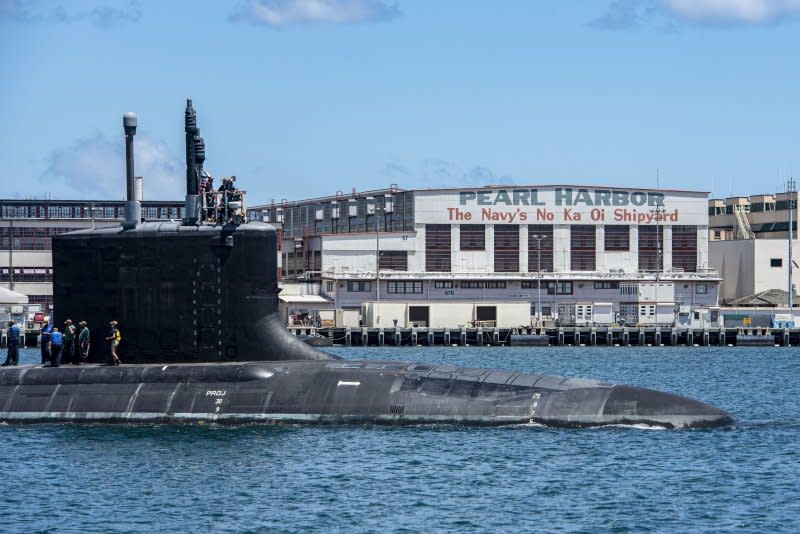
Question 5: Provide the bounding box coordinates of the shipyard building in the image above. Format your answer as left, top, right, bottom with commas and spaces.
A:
708, 192, 799, 304
250, 185, 718, 328
0, 198, 185, 328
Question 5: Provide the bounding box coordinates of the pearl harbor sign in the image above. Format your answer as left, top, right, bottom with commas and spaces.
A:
414, 186, 708, 226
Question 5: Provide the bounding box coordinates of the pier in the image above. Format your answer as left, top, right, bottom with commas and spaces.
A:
289, 326, 800, 347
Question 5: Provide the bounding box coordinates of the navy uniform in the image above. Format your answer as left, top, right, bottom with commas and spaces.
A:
2, 321, 20, 366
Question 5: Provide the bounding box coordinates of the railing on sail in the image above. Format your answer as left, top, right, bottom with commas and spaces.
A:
199, 190, 248, 225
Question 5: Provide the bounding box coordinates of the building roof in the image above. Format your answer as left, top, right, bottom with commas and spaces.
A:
728, 289, 800, 307
278, 295, 333, 304
0, 287, 29, 304
251, 183, 708, 210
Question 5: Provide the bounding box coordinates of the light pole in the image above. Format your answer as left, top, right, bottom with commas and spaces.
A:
531, 234, 545, 327
650, 176, 665, 324
788, 178, 796, 309
375, 203, 381, 327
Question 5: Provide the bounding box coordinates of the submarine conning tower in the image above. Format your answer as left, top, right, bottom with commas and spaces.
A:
51, 101, 334, 364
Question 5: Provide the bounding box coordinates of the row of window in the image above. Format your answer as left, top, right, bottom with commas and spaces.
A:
425, 224, 698, 273
387, 281, 423, 294
263, 193, 415, 238
0, 267, 54, 282
1, 204, 184, 220
343, 279, 711, 295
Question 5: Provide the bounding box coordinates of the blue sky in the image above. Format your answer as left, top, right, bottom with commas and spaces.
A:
1, 0, 799, 204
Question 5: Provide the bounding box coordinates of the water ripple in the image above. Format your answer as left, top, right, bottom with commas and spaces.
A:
2, 346, 799, 532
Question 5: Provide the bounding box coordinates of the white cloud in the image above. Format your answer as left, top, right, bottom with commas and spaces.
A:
40, 132, 184, 200
591, 0, 800, 29
230, 0, 400, 27
0, 0, 140, 27
663, 0, 800, 24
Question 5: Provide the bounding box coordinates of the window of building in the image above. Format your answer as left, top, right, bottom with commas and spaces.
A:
620, 283, 637, 296
528, 225, 553, 272
570, 225, 596, 271
425, 224, 451, 272
378, 251, 408, 271
387, 281, 423, 294
0, 267, 54, 282
494, 225, 519, 272
434, 281, 454, 289
638, 226, 663, 271
542, 305, 552, 317
771, 258, 783, 267
325, 281, 334, 292
594, 281, 620, 289
460, 224, 485, 251
604, 225, 630, 251
545, 281, 573, 295
346, 281, 372, 292
696, 283, 708, 294
521, 281, 542, 289
672, 225, 698, 272
458, 280, 507, 289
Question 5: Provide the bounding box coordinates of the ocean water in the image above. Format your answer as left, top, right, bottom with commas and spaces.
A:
1, 346, 799, 533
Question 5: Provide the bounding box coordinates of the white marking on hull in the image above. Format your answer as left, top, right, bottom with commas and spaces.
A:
337, 380, 361, 387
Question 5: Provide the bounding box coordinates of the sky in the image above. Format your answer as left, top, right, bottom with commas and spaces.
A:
1, 0, 799, 205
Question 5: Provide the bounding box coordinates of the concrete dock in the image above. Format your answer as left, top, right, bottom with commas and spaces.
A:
289, 326, 800, 347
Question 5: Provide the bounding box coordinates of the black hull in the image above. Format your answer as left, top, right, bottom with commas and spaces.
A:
0, 361, 734, 429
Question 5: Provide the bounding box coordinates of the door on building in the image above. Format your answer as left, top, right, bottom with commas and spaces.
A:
557, 303, 575, 325
618, 302, 638, 326
408, 305, 429, 327
475, 305, 497, 327
575, 304, 594, 324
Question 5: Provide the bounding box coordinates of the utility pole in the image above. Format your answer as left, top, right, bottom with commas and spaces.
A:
650, 169, 665, 324
375, 203, 381, 327
8, 218, 13, 291
531, 234, 544, 328
789, 178, 796, 309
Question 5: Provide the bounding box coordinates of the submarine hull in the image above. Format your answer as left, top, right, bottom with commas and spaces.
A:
22, 102, 733, 430
0, 361, 734, 428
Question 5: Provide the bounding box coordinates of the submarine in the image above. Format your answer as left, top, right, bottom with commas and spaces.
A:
0, 101, 734, 428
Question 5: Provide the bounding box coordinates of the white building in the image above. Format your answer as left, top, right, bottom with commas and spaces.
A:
252, 184, 719, 328
709, 239, 795, 304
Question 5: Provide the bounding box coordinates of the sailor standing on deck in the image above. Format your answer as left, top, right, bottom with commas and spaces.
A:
40, 320, 52, 365
50, 328, 63, 367
78, 321, 90, 364
2, 321, 20, 366
64, 319, 77, 365
106, 321, 121, 366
